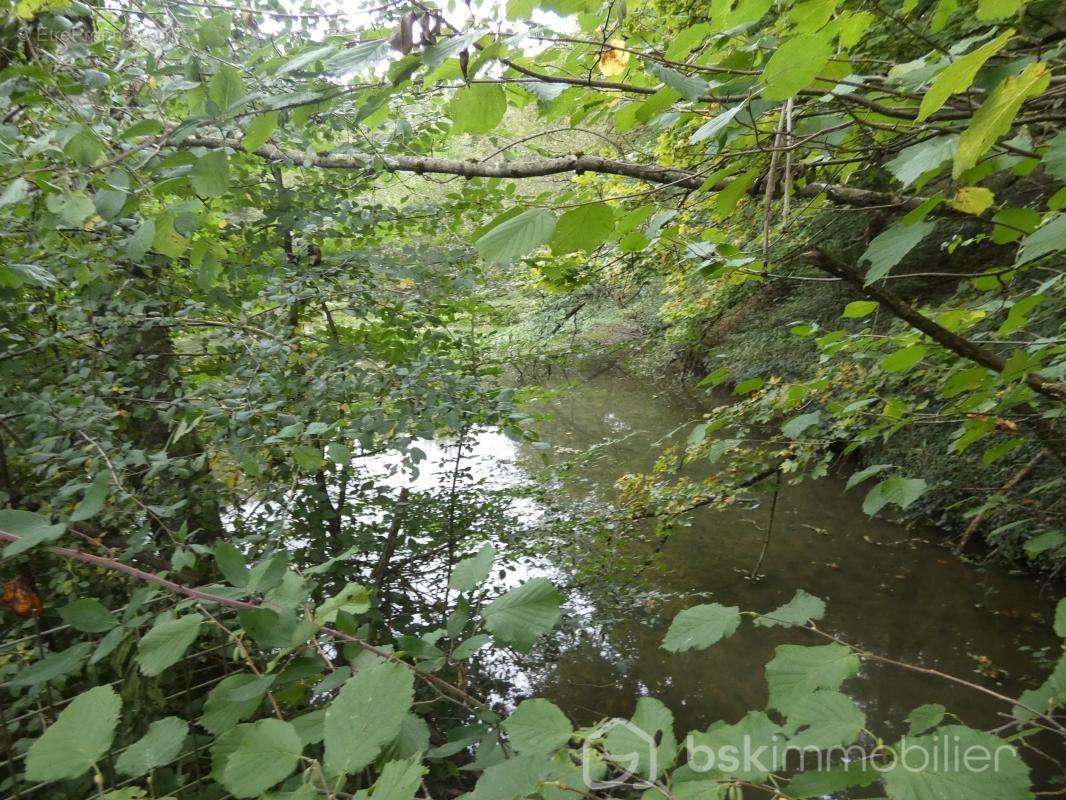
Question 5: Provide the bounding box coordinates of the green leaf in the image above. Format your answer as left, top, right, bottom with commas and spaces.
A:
209, 66, 246, 111
116, 717, 189, 777
549, 204, 615, 254
448, 83, 506, 134
765, 643, 860, 714
862, 476, 927, 516
502, 699, 573, 754
645, 61, 707, 101
452, 633, 492, 660
59, 598, 118, 633
49, 191, 96, 226
214, 541, 249, 587
845, 463, 893, 490
137, 614, 202, 676
152, 212, 188, 259
126, 219, 156, 261
756, 590, 826, 628
220, 719, 303, 798
885, 135, 959, 188
0, 509, 66, 556
786, 691, 864, 750
732, 377, 764, 395
954, 62, 1050, 179
881, 344, 927, 373
1043, 130, 1066, 181
786, 761, 878, 798
977, 0, 1025, 19
781, 412, 821, 439
325, 39, 390, 76
324, 660, 414, 775
1016, 212, 1065, 265
661, 603, 741, 652
277, 44, 336, 75
9, 642, 92, 687
201, 673, 271, 734
843, 300, 878, 318
605, 697, 676, 781
1055, 598, 1065, 638
691, 102, 745, 144
474, 208, 557, 264
883, 726, 1032, 800
0, 177, 31, 208
64, 125, 103, 166
1023, 530, 1064, 557
906, 703, 946, 735
689, 711, 784, 781
354, 756, 426, 800
242, 112, 278, 151
25, 685, 121, 782
190, 151, 230, 197
470, 753, 552, 800
482, 577, 564, 652
918, 30, 1014, 121
761, 32, 834, 100
860, 220, 936, 283
315, 583, 370, 624
449, 543, 494, 592
71, 474, 109, 521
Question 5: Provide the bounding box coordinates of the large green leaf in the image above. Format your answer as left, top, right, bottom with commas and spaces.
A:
448, 543, 494, 592
1016, 212, 1065, 265
549, 204, 616, 254
860, 219, 936, 283
447, 83, 506, 134
214, 540, 249, 587
765, 644, 860, 713
354, 756, 426, 800
220, 719, 303, 798
885, 135, 958, 187
0, 509, 66, 557
324, 660, 414, 775
785, 690, 865, 749
882, 726, 1033, 800
756, 590, 826, 628
59, 598, 118, 633
201, 673, 272, 734
116, 717, 189, 777
242, 112, 278, 151
481, 577, 564, 652
688, 711, 784, 781
604, 697, 676, 781
761, 32, 833, 100
25, 685, 121, 782
190, 151, 230, 197
502, 698, 573, 754
661, 603, 741, 652
209, 66, 246, 110
906, 703, 946, 735
9, 642, 92, 687
136, 614, 202, 676
474, 208, 557, 264
470, 753, 552, 800
863, 476, 927, 516
953, 62, 1050, 178
917, 29, 1014, 121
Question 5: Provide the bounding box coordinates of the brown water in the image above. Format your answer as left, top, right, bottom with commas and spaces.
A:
495, 367, 1062, 746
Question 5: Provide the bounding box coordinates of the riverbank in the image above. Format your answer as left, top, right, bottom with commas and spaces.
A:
490, 282, 1064, 574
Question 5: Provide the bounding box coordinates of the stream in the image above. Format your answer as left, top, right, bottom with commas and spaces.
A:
370, 366, 1062, 750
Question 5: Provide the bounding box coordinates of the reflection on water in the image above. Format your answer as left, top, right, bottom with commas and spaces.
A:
368, 368, 1062, 747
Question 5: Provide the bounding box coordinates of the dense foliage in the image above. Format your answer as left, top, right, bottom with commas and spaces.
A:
0, 0, 1064, 798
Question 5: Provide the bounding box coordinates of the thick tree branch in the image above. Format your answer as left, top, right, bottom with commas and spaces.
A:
182, 136, 976, 219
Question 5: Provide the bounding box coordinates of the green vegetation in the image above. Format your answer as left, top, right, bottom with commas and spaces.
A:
0, 0, 1063, 798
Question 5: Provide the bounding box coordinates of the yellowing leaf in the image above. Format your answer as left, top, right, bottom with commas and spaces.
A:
954, 62, 1050, 179
949, 186, 995, 215
599, 39, 631, 77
